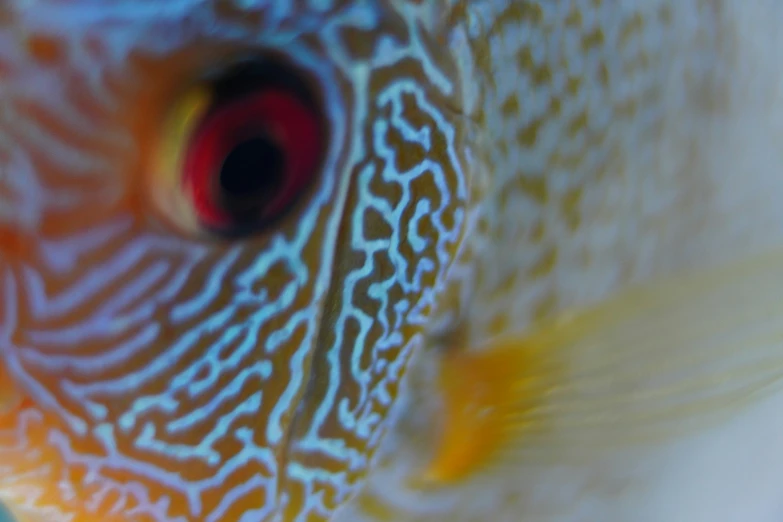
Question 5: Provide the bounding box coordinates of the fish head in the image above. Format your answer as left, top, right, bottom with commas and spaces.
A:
0, 1, 471, 520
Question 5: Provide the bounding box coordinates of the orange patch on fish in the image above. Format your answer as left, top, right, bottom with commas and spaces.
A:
421, 336, 557, 484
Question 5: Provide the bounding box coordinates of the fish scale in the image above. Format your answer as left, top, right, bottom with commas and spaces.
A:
417, 0, 718, 347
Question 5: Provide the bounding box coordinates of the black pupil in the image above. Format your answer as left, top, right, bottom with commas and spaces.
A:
218, 136, 285, 211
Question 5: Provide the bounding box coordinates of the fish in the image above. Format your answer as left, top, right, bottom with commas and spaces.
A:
2, 0, 783, 521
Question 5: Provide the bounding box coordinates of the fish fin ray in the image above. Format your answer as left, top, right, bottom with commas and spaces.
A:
421, 248, 783, 480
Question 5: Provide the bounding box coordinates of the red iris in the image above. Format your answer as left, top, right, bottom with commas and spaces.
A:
183, 87, 323, 235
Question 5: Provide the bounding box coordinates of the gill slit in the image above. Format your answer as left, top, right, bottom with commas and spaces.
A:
275, 98, 358, 511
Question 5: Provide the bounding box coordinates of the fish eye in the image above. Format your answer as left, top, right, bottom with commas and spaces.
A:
151, 57, 326, 238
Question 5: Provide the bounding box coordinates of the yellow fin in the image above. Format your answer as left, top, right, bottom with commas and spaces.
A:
421, 248, 783, 483
418, 336, 555, 484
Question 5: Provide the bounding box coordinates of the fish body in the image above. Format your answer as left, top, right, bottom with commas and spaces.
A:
2, 1, 783, 522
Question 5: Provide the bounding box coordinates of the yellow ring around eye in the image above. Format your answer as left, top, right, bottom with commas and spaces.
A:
148, 85, 212, 235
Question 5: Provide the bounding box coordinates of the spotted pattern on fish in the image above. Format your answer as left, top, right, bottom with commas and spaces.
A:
426, 0, 724, 343
338, 0, 731, 520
